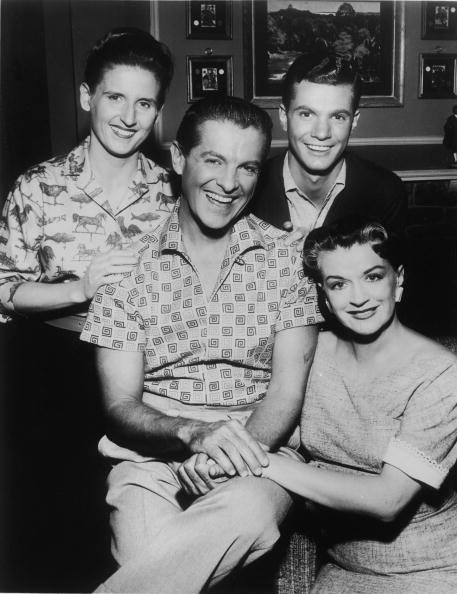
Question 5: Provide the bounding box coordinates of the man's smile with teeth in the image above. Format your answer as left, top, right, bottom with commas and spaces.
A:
305, 144, 332, 152
205, 190, 234, 204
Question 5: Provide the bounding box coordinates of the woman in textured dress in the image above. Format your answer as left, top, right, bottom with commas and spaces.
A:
262, 217, 457, 593
0, 28, 175, 592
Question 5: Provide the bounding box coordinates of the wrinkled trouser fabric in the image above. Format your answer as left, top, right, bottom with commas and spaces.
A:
96, 458, 293, 593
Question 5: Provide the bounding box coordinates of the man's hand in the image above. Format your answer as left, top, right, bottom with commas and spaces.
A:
282, 220, 308, 250
184, 418, 269, 478
177, 453, 229, 497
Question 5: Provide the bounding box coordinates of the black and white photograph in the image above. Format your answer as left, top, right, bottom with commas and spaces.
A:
2, 2, 457, 594
186, 0, 232, 39
201, 66, 219, 90
187, 55, 232, 101
419, 52, 457, 98
422, 1, 457, 39
200, 2, 216, 27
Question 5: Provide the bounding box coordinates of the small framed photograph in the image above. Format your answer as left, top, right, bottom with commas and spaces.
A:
419, 53, 457, 98
187, 55, 233, 102
186, 1, 232, 40
422, 2, 457, 39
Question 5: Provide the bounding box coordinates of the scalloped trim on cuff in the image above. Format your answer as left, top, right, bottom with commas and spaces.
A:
383, 437, 447, 489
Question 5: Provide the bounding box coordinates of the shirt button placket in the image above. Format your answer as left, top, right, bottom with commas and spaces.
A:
200, 299, 208, 403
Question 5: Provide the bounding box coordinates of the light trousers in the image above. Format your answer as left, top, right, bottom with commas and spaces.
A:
95, 458, 293, 593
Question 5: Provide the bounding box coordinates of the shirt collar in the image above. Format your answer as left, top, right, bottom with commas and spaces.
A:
159, 201, 183, 253
283, 154, 300, 195
283, 152, 346, 199
63, 137, 90, 184
63, 137, 149, 214
159, 199, 268, 258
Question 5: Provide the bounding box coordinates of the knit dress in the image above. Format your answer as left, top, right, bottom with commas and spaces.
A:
302, 331, 457, 594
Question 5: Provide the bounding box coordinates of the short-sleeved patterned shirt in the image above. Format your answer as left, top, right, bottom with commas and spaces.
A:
0, 138, 176, 320
81, 201, 321, 408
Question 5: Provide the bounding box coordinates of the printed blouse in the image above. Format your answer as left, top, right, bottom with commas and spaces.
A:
0, 138, 176, 320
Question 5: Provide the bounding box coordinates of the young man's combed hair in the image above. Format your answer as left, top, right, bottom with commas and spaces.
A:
281, 53, 362, 113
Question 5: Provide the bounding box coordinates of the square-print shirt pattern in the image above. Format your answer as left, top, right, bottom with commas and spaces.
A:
81, 204, 322, 407
0, 138, 176, 320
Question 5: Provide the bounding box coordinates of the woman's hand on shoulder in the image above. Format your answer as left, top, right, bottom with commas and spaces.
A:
76, 248, 139, 301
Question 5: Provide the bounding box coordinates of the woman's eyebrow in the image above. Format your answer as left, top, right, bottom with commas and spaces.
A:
362, 264, 386, 274
324, 264, 386, 280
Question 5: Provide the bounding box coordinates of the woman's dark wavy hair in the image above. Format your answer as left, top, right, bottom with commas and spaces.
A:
84, 27, 173, 107
176, 95, 272, 161
303, 216, 404, 283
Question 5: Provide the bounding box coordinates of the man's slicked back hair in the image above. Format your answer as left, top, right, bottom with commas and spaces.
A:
282, 53, 362, 113
176, 95, 272, 161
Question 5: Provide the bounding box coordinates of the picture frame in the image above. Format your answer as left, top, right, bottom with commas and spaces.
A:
186, 1, 232, 40
243, 0, 405, 108
186, 55, 233, 102
422, 2, 457, 40
419, 52, 457, 98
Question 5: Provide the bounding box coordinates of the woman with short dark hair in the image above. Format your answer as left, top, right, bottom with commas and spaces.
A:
0, 28, 174, 319
0, 28, 175, 592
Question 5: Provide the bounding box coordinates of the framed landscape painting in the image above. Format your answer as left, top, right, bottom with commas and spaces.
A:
243, 0, 405, 108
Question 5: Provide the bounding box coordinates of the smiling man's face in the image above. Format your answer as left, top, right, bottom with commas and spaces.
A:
280, 80, 359, 178
171, 119, 265, 237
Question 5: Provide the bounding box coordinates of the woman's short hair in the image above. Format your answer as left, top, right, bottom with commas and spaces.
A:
303, 216, 404, 282
84, 27, 173, 107
281, 53, 361, 113
175, 95, 272, 161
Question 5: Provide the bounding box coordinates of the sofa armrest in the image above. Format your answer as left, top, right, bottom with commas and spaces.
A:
276, 528, 319, 594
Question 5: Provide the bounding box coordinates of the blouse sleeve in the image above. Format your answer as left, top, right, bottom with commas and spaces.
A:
0, 174, 45, 319
383, 360, 457, 489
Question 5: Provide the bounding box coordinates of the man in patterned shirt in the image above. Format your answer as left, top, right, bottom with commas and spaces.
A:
81, 96, 321, 593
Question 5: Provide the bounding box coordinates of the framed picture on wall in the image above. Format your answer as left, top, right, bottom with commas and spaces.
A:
187, 55, 233, 102
419, 53, 457, 98
186, 1, 232, 39
243, 0, 405, 108
422, 2, 457, 39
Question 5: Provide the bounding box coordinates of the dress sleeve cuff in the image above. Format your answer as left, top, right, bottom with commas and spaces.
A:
383, 437, 447, 489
